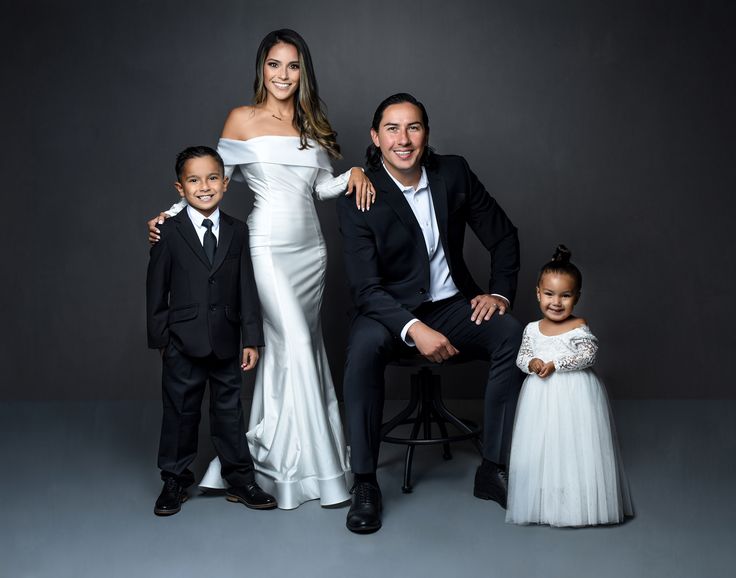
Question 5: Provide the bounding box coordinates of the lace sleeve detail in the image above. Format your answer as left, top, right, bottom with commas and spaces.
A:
515, 326, 535, 374
554, 327, 598, 372
313, 168, 350, 201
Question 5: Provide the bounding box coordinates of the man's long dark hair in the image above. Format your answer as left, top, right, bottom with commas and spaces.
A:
365, 93, 434, 170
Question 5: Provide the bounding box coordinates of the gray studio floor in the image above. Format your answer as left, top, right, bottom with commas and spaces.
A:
2, 399, 735, 578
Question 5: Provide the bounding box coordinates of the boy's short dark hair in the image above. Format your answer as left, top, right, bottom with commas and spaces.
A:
175, 146, 224, 181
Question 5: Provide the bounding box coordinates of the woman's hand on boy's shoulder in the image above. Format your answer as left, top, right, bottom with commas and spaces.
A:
148, 212, 169, 245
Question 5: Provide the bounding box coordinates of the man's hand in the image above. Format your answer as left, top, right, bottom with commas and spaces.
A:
470, 294, 507, 325
407, 321, 459, 363
529, 358, 555, 378
148, 212, 169, 244
241, 347, 259, 371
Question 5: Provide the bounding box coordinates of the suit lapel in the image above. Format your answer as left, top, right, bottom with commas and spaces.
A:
175, 211, 212, 270
371, 167, 424, 252
212, 211, 233, 273
427, 166, 450, 258
210, 212, 235, 274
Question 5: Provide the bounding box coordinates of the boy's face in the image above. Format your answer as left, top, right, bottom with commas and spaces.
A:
174, 155, 228, 217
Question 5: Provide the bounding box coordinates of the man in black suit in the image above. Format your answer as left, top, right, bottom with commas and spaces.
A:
337, 94, 524, 533
146, 146, 276, 515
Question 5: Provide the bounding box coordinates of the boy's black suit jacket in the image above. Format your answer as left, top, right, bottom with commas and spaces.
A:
337, 154, 520, 337
146, 208, 264, 359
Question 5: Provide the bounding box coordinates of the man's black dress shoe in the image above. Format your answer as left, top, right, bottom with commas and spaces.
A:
473, 461, 508, 509
226, 482, 278, 510
154, 477, 187, 516
346, 481, 382, 534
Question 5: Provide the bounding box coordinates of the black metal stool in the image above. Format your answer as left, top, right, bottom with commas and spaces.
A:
381, 355, 482, 493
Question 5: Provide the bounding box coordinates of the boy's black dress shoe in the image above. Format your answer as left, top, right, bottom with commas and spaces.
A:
473, 460, 508, 509
346, 481, 382, 534
226, 482, 278, 510
154, 477, 188, 516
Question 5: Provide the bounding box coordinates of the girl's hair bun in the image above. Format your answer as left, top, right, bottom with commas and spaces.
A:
552, 244, 571, 264
538, 244, 582, 293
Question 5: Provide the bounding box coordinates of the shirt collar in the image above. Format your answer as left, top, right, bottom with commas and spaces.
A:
381, 163, 428, 193
186, 205, 220, 229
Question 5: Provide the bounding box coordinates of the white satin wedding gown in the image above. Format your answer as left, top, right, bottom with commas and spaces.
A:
166, 136, 351, 509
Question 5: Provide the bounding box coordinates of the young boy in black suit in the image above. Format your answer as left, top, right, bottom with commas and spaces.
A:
146, 146, 276, 515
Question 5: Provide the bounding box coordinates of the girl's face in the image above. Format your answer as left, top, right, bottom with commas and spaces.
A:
263, 42, 300, 102
536, 272, 579, 323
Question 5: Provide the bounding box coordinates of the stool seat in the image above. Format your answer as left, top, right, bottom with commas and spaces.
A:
381, 354, 482, 493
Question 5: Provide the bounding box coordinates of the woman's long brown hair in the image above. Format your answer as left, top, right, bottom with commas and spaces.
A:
253, 29, 341, 160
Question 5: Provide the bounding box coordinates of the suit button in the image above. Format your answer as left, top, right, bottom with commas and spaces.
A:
419, 288, 426, 294
209, 278, 215, 285
209, 305, 216, 311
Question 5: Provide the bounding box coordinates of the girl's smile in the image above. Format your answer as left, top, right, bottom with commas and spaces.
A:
536, 272, 579, 323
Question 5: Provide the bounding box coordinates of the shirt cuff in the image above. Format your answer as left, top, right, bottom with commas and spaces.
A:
491, 293, 510, 307
400, 318, 420, 346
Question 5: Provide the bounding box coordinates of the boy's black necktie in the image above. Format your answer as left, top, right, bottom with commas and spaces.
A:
202, 218, 217, 265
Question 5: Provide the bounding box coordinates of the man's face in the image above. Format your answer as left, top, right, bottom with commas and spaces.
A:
174, 155, 228, 218
371, 102, 428, 185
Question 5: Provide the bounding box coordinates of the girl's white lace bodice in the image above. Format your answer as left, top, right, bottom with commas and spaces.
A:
516, 321, 598, 374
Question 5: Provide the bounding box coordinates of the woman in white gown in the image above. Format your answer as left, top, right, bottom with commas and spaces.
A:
149, 30, 374, 509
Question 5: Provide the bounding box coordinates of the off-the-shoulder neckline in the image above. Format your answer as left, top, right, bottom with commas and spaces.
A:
219, 135, 304, 144
535, 320, 590, 337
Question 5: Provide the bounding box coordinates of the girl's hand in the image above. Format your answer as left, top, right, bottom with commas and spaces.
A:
528, 358, 544, 374
536, 361, 556, 378
345, 168, 376, 212
148, 212, 169, 244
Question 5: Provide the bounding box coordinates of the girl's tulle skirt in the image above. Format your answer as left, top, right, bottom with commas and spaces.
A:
506, 369, 633, 527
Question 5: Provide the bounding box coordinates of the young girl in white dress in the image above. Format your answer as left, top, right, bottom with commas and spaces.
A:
506, 245, 633, 527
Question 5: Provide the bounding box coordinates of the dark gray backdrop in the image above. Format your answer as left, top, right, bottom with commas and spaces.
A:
2, 0, 734, 400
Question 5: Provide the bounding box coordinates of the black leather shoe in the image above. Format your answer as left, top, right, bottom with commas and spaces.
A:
346, 481, 382, 534
473, 461, 508, 509
226, 482, 278, 510
154, 477, 187, 516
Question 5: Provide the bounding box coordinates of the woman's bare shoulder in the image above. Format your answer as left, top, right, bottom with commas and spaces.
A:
221, 106, 260, 140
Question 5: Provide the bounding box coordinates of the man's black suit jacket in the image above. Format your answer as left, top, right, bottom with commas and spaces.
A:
146, 208, 264, 359
337, 154, 519, 337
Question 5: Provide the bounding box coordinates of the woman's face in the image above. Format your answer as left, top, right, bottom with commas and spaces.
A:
263, 42, 300, 102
